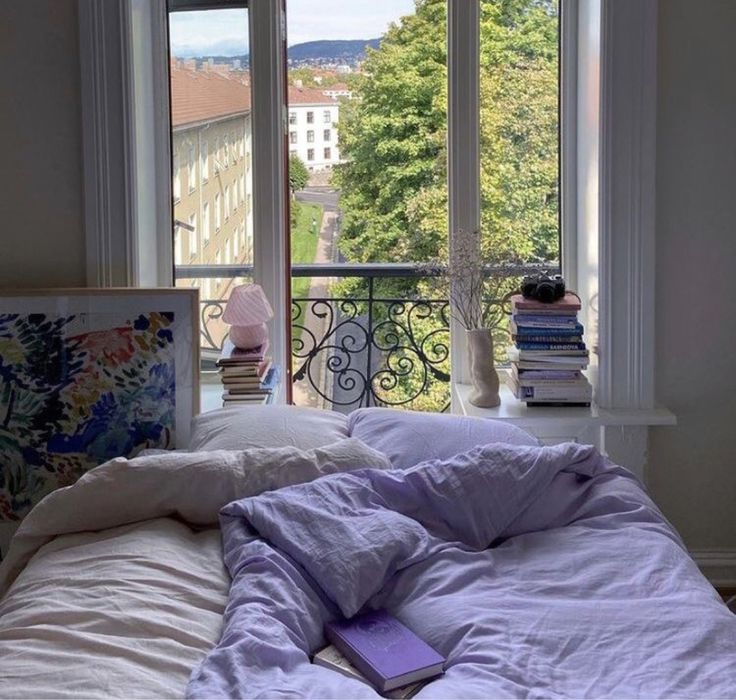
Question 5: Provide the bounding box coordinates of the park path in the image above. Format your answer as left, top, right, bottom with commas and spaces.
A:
291, 207, 337, 408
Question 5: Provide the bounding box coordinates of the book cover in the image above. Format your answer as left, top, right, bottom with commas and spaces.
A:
510, 322, 584, 336
325, 610, 444, 693
510, 380, 592, 401
510, 292, 581, 312
313, 646, 427, 699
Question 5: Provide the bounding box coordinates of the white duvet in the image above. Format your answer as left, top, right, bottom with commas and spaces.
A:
0, 440, 390, 699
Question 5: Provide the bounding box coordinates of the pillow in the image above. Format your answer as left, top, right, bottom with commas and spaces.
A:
347, 407, 539, 469
189, 405, 349, 451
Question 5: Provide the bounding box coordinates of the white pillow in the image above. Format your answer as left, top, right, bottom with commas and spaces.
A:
189, 405, 350, 451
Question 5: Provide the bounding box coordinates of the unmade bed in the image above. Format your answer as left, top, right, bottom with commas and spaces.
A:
0, 406, 734, 698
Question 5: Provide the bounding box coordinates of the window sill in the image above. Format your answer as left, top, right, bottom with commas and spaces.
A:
452, 381, 676, 430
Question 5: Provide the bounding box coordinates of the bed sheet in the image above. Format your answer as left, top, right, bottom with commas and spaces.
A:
0, 518, 227, 699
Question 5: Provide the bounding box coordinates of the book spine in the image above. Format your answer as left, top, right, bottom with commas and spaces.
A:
515, 342, 586, 351
514, 335, 583, 344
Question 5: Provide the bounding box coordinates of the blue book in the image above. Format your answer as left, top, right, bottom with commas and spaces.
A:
325, 610, 445, 693
513, 323, 584, 336
516, 342, 586, 351
512, 315, 580, 328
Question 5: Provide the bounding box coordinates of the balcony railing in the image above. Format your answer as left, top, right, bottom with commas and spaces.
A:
175, 262, 559, 412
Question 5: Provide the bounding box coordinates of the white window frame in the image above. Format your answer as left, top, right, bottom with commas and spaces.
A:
201, 139, 209, 182
188, 213, 197, 258
187, 144, 196, 192
203, 201, 210, 244
214, 192, 221, 231
323, 110, 330, 123
224, 186, 230, 221
80, 0, 663, 461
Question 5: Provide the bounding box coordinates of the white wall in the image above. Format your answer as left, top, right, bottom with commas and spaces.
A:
0, 0, 86, 287
649, 0, 736, 555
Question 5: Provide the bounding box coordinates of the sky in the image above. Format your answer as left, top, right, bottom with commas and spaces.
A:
169, 0, 415, 57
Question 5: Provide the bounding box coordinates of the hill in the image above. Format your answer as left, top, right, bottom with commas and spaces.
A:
287, 38, 380, 64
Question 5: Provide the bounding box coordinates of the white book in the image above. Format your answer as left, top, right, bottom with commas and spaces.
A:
313, 645, 427, 699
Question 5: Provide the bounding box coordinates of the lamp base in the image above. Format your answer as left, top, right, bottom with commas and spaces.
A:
229, 323, 268, 350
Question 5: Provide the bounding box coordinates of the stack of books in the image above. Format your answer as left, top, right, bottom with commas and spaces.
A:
217, 338, 280, 406
507, 292, 592, 406
313, 609, 445, 699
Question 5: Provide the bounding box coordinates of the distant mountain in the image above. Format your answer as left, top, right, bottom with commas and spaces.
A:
178, 38, 381, 69
287, 38, 381, 64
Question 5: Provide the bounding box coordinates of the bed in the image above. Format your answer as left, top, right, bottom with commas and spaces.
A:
0, 406, 734, 699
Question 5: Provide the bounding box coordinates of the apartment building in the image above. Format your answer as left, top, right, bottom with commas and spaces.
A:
171, 62, 254, 300
287, 86, 340, 171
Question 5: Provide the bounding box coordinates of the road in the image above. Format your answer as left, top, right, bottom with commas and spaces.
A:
295, 187, 339, 212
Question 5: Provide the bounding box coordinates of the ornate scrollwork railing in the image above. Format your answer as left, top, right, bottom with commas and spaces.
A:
175, 262, 558, 411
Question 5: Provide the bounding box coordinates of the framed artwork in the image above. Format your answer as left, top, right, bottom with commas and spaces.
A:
0, 288, 199, 520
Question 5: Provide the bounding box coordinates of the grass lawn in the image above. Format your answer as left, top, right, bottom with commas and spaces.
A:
291, 202, 323, 300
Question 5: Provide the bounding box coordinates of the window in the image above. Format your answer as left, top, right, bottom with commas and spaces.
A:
224, 237, 230, 263
174, 227, 183, 265
188, 213, 197, 258
214, 137, 221, 170
163, 0, 563, 412
215, 250, 221, 266
172, 152, 180, 201
187, 145, 196, 192
203, 202, 210, 244
201, 140, 209, 182
239, 173, 245, 204
239, 222, 245, 249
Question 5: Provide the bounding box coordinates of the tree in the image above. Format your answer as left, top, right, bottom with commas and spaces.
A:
289, 154, 309, 194
334, 0, 560, 268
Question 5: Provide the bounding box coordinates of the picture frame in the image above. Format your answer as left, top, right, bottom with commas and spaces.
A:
0, 288, 200, 520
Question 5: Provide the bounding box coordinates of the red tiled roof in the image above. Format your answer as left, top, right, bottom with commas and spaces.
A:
170, 67, 251, 128
288, 85, 336, 106
323, 83, 350, 92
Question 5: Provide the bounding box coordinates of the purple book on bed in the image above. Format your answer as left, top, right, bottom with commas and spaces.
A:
325, 610, 445, 693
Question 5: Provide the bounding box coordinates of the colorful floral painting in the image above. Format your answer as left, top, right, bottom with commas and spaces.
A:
0, 311, 177, 520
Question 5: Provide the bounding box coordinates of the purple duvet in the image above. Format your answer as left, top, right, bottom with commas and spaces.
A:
187, 443, 736, 698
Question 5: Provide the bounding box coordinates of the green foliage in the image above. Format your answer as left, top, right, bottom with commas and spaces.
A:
289, 154, 309, 194
335, 0, 559, 268
291, 202, 323, 301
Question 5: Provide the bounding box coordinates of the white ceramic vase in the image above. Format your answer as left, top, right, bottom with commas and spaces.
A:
466, 328, 501, 408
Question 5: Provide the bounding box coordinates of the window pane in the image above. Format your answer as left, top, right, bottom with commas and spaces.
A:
168, 5, 253, 363
479, 0, 561, 363
287, 0, 447, 412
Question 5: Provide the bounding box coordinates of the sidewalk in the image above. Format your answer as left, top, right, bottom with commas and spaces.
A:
292, 209, 337, 409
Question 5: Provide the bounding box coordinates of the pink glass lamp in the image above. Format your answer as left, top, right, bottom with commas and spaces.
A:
222, 283, 274, 350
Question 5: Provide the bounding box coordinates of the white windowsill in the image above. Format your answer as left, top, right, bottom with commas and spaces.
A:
453, 380, 676, 430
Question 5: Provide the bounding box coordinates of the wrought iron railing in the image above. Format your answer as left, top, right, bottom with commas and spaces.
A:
175, 262, 558, 411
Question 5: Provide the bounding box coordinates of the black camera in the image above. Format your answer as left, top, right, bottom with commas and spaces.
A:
521, 273, 566, 303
